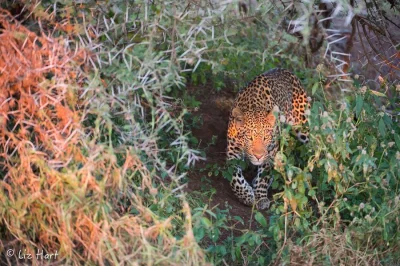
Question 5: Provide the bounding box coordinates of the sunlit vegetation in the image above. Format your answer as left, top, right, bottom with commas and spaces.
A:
0, 1, 399, 265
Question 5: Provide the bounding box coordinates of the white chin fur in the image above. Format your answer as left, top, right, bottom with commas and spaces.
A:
250, 159, 264, 166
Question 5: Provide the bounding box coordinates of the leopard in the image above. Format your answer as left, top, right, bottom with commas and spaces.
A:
226, 68, 310, 210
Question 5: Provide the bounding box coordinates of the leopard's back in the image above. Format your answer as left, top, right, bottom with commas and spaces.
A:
233, 68, 307, 119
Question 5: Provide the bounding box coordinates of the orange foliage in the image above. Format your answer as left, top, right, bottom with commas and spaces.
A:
0, 9, 86, 168
0, 7, 206, 265
0, 8, 91, 262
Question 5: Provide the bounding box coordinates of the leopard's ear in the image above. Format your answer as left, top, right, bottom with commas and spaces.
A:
232, 107, 244, 127
266, 111, 276, 126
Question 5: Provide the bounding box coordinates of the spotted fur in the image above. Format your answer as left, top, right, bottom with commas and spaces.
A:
227, 68, 309, 210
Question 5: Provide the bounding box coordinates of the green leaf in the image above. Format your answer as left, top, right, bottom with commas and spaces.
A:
383, 114, 392, 126
298, 181, 305, 194
291, 180, 298, 189
355, 95, 363, 117
234, 216, 244, 225
294, 218, 301, 229
378, 118, 386, 137
195, 228, 205, 241
282, 32, 298, 43
217, 245, 227, 256
394, 134, 400, 150
201, 217, 212, 228
226, 28, 238, 36
235, 246, 241, 260
248, 236, 255, 246
369, 89, 387, 97
284, 188, 293, 200
222, 170, 233, 182
311, 82, 319, 95
254, 212, 267, 227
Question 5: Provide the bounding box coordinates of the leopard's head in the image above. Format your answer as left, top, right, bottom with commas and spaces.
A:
231, 107, 277, 165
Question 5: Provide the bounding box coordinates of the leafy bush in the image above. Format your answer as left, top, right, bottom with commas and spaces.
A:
267, 81, 400, 264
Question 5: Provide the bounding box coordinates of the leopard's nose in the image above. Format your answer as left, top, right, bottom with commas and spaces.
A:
254, 153, 263, 160
252, 140, 265, 160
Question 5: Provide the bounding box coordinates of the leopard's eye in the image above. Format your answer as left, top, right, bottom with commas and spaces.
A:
263, 131, 271, 140
235, 118, 244, 127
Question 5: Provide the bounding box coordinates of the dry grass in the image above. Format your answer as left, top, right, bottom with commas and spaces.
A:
286, 228, 383, 266
0, 8, 206, 265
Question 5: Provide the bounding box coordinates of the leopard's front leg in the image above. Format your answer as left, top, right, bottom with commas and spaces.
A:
227, 140, 255, 207
252, 162, 274, 210
230, 165, 255, 206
